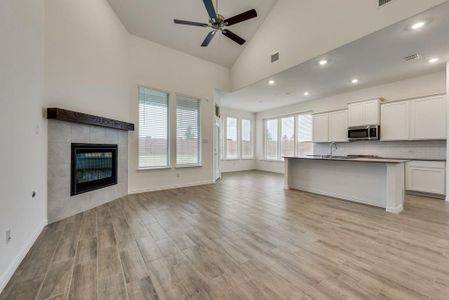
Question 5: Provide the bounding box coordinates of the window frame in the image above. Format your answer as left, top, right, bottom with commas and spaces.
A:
137, 85, 171, 170
263, 111, 313, 161
241, 118, 254, 160
224, 116, 239, 160
175, 93, 202, 168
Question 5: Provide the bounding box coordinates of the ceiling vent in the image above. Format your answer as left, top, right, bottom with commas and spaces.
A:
271, 52, 279, 63
379, 0, 394, 7
403, 53, 421, 62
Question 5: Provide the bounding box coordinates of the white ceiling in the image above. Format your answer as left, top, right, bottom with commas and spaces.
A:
221, 2, 449, 112
107, 0, 277, 67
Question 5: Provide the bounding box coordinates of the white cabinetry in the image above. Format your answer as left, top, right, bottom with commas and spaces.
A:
329, 110, 348, 142
409, 95, 446, 140
406, 161, 446, 195
348, 99, 380, 127
312, 113, 329, 143
381, 101, 409, 141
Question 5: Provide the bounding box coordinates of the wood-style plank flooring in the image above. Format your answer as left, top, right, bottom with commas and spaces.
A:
2, 171, 449, 299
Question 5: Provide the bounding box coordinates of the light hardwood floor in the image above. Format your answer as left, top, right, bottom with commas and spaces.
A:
2, 171, 449, 300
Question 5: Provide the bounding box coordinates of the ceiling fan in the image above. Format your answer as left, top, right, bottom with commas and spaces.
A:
174, 0, 257, 47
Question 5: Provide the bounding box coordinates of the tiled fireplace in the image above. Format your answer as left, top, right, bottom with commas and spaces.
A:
47, 109, 133, 223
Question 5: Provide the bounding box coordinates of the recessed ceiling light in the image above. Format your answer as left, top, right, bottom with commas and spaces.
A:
428, 57, 439, 64
268, 80, 275, 85
411, 21, 426, 30
319, 59, 328, 66
304, 91, 310, 96
351, 78, 359, 84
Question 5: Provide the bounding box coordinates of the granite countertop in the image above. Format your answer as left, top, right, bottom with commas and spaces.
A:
284, 156, 409, 164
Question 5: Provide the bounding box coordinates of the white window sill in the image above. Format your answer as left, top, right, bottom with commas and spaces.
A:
137, 166, 171, 171
175, 164, 203, 169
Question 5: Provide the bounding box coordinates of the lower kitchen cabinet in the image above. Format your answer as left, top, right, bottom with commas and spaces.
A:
406, 161, 446, 196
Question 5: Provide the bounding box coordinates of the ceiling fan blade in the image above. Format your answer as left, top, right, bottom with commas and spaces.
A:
201, 31, 216, 47
174, 19, 209, 27
224, 9, 257, 26
203, 0, 217, 22
222, 29, 246, 45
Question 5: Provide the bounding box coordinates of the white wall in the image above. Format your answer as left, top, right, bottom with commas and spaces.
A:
231, 0, 447, 90
256, 71, 447, 173
128, 36, 230, 193
0, 0, 46, 292
220, 108, 257, 173
45, 0, 130, 122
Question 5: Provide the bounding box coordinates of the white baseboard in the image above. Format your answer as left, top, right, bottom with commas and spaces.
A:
0, 219, 47, 293
129, 180, 215, 194
386, 204, 403, 214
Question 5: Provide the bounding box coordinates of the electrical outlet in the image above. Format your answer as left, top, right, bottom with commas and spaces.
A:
6, 230, 11, 244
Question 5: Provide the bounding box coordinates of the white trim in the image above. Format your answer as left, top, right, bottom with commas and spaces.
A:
129, 180, 215, 194
0, 219, 47, 293
386, 204, 404, 214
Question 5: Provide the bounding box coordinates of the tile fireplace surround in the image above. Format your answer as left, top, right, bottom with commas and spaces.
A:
48, 120, 128, 223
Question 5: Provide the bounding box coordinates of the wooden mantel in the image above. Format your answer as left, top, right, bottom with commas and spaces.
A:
47, 108, 134, 131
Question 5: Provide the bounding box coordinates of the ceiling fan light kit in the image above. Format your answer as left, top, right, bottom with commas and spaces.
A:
174, 0, 257, 47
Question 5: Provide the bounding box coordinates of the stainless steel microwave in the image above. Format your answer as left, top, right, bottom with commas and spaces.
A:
348, 125, 380, 141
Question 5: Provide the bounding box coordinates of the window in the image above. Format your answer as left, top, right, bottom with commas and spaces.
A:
226, 117, 238, 159
138, 87, 169, 168
241, 119, 253, 159
176, 95, 201, 165
280, 116, 295, 158
297, 114, 313, 156
264, 112, 313, 161
265, 119, 278, 160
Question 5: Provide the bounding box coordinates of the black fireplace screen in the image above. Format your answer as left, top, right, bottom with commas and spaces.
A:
71, 143, 118, 196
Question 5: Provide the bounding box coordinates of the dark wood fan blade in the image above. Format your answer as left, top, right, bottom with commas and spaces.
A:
222, 29, 246, 45
174, 19, 209, 27
224, 9, 257, 26
203, 0, 217, 21
201, 31, 216, 47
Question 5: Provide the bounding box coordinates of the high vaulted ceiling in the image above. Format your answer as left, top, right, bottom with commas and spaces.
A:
107, 0, 277, 67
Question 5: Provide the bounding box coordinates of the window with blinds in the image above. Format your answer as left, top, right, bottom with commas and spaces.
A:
241, 119, 253, 159
265, 119, 278, 160
176, 95, 201, 165
280, 116, 295, 158
138, 87, 169, 168
297, 113, 313, 156
226, 117, 238, 159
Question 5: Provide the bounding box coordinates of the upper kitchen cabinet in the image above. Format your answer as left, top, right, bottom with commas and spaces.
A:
329, 110, 348, 142
381, 101, 409, 141
409, 95, 446, 140
348, 99, 381, 127
312, 113, 329, 143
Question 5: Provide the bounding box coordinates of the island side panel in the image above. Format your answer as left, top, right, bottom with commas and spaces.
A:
288, 159, 388, 208
385, 162, 405, 214
284, 158, 290, 190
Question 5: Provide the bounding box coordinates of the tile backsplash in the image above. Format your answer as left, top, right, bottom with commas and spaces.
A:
314, 140, 446, 160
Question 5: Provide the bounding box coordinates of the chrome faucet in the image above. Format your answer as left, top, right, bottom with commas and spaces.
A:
329, 142, 338, 158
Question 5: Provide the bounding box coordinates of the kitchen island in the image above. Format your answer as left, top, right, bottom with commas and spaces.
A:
284, 156, 407, 213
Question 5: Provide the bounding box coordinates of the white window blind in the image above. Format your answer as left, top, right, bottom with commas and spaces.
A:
138, 87, 169, 168
265, 119, 278, 160
280, 116, 295, 158
226, 117, 238, 159
297, 113, 313, 156
241, 119, 253, 159
176, 95, 201, 165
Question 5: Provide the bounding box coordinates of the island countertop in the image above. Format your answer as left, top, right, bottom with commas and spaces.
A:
284, 156, 409, 164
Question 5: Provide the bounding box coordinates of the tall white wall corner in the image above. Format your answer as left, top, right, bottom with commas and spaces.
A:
446, 61, 449, 202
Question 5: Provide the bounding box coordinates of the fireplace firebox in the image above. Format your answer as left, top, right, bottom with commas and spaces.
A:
71, 143, 118, 196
